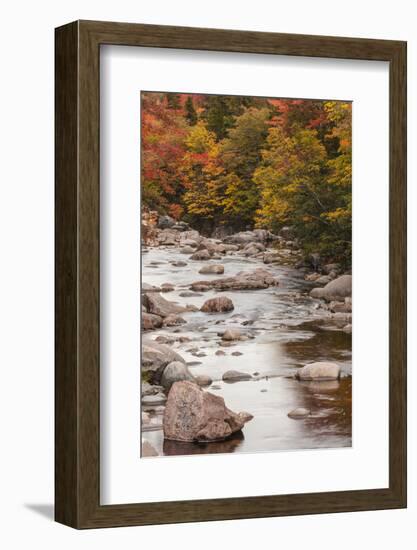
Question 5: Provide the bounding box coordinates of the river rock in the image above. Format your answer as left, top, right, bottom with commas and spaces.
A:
216, 243, 239, 253
329, 300, 352, 313
172, 260, 187, 267
162, 314, 186, 327
222, 328, 241, 341
200, 296, 234, 313
315, 275, 332, 285
190, 249, 211, 261
163, 381, 253, 442
288, 407, 310, 419
179, 230, 201, 243
142, 282, 162, 292
157, 229, 179, 246
161, 283, 174, 292
199, 264, 225, 275
195, 374, 213, 387
172, 221, 190, 232
179, 291, 202, 298
310, 274, 352, 301
141, 382, 164, 396
143, 292, 187, 318
157, 215, 175, 229
343, 324, 352, 333
142, 312, 163, 331
191, 268, 279, 292
296, 361, 341, 381
222, 370, 252, 382
181, 239, 198, 248
161, 361, 196, 391
142, 392, 167, 406
142, 342, 185, 380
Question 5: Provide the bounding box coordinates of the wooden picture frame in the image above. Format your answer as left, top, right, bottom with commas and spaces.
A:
55, 20, 407, 529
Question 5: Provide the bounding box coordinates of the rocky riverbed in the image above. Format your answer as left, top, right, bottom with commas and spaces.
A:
141, 218, 352, 457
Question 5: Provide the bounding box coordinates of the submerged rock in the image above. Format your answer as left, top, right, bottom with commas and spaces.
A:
296, 362, 341, 381
222, 370, 252, 382
288, 407, 310, 419
200, 296, 234, 313
199, 264, 225, 275
163, 381, 253, 442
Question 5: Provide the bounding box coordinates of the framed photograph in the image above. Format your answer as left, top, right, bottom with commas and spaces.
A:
55, 20, 407, 528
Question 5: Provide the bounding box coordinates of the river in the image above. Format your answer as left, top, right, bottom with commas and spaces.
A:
142, 246, 352, 456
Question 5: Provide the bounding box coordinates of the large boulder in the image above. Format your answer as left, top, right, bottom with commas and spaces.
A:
163, 381, 253, 442
296, 362, 341, 381
199, 264, 225, 275
161, 362, 196, 391
143, 292, 187, 318
200, 296, 234, 313
310, 274, 352, 301
142, 312, 163, 331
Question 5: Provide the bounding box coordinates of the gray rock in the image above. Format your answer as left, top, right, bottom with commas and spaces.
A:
161, 361, 196, 391
222, 370, 252, 382
343, 324, 352, 333
296, 362, 341, 381
195, 374, 213, 387
157, 215, 175, 229
172, 260, 187, 267
310, 274, 352, 301
163, 381, 253, 442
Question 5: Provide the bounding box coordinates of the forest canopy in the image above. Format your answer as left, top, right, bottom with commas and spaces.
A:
141, 92, 352, 266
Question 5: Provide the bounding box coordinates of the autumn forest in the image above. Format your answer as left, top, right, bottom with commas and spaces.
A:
141, 92, 352, 266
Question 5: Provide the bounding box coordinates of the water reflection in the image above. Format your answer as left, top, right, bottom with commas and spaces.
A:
163, 431, 244, 456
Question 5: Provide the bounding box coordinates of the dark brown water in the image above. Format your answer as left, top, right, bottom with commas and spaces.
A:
142, 247, 352, 456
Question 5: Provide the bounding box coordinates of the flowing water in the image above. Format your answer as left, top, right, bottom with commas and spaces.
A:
142, 247, 352, 456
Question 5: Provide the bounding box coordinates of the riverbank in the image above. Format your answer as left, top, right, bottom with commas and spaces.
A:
141, 216, 352, 457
